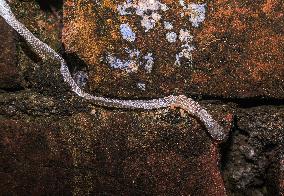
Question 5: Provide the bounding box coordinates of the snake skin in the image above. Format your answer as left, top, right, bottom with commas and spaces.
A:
0, 0, 227, 141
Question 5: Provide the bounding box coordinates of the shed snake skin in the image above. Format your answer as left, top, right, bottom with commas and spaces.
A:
0, 0, 227, 141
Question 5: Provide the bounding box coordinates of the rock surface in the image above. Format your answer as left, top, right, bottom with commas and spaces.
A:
0, 0, 283, 195
62, 0, 284, 98
0, 91, 231, 195
223, 105, 284, 195
0, 18, 21, 90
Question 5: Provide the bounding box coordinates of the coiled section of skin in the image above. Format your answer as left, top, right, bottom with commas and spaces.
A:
0, 0, 227, 141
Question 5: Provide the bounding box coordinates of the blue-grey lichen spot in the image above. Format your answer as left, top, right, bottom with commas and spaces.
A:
164, 21, 173, 30
116, 0, 207, 68
137, 82, 146, 91
107, 48, 139, 73
179, 1, 206, 27
166, 31, 177, 43
120, 23, 136, 42
104, 1, 207, 86
73, 71, 88, 88
107, 48, 155, 74
188, 3, 206, 28
117, 0, 168, 32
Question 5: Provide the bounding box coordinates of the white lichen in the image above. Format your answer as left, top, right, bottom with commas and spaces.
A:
107, 48, 141, 73
116, 1, 207, 68
143, 52, 154, 73
164, 21, 173, 30
179, 28, 193, 42
120, 23, 136, 42
188, 3, 206, 28
179, 2, 206, 28
137, 82, 146, 91
107, 48, 154, 74
166, 32, 177, 43
117, 0, 168, 32
175, 29, 195, 67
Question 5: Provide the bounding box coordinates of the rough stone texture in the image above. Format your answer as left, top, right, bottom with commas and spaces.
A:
0, 91, 233, 195
266, 151, 284, 196
281, 156, 284, 195
0, 119, 73, 195
62, 0, 284, 99
0, 0, 283, 195
196, 0, 284, 98
223, 106, 284, 195
10, 0, 62, 51
0, 18, 21, 89
7, 0, 65, 96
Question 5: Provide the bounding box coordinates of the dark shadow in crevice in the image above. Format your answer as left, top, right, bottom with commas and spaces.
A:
219, 114, 238, 171
35, 0, 63, 11
35, 0, 64, 34
191, 94, 284, 108
62, 50, 89, 74
0, 86, 24, 93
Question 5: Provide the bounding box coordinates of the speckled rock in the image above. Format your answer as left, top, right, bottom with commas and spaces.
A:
63, 0, 284, 99
5, 0, 67, 96
281, 155, 284, 195
223, 105, 284, 195
9, 0, 62, 51
266, 149, 284, 195
0, 119, 73, 195
0, 91, 233, 195
1, 0, 283, 195
0, 18, 21, 89
196, 0, 284, 99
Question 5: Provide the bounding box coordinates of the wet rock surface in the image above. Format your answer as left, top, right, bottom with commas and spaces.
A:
0, 0, 283, 195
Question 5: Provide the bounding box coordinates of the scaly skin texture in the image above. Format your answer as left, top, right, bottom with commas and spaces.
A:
0, 0, 227, 141
0, 1, 232, 195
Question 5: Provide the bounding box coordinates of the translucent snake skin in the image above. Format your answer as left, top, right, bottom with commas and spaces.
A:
0, 0, 227, 141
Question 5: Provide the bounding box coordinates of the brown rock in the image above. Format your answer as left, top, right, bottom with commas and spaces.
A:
196, 0, 284, 98
281, 156, 284, 195
266, 149, 284, 195
0, 119, 73, 195
62, 0, 284, 99
0, 105, 230, 195
1, 0, 283, 195
0, 18, 21, 89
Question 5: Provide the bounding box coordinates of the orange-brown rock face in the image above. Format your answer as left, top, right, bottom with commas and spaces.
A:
196, 0, 284, 98
62, 0, 211, 97
63, 0, 284, 98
